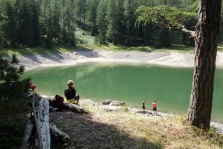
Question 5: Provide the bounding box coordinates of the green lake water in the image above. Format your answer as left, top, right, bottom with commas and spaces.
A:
22, 63, 223, 121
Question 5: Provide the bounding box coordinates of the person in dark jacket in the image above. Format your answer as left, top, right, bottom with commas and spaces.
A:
64, 80, 79, 105
142, 100, 146, 111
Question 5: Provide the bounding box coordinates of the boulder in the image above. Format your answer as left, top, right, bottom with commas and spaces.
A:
102, 100, 112, 105
80, 99, 96, 106
99, 105, 128, 112
109, 100, 125, 106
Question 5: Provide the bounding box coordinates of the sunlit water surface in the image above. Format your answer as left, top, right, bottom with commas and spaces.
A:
22, 63, 223, 121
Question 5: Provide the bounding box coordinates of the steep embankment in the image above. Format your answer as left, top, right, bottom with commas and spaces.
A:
16, 49, 223, 71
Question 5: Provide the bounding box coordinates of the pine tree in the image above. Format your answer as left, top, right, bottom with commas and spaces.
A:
85, 0, 99, 35
30, 0, 41, 46
106, 0, 118, 43
74, 0, 87, 26
16, 0, 33, 46
154, 27, 171, 48
106, 0, 125, 45
51, 1, 61, 42
0, 54, 29, 101
62, 1, 76, 46
3, 2, 17, 47
96, 0, 108, 44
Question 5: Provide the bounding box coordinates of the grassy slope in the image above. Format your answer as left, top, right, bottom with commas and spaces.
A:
51, 104, 223, 149
1, 27, 223, 56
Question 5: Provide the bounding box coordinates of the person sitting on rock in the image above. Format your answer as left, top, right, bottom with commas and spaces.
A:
64, 80, 79, 105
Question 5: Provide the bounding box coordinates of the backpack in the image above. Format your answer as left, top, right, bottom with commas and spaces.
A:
54, 94, 64, 106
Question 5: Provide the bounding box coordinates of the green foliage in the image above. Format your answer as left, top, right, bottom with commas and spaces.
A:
85, 0, 99, 35
0, 113, 28, 149
154, 27, 171, 48
0, 54, 30, 148
135, 5, 197, 47
0, 0, 76, 48
0, 54, 29, 100
136, 5, 196, 28
189, 0, 198, 12
74, 0, 87, 23
106, 0, 125, 45
96, 0, 108, 44
1, 0, 218, 49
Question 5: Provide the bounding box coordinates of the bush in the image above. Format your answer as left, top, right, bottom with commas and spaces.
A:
0, 54, 30, 148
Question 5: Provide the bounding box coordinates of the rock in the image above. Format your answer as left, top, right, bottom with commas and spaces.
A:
211, 122, 223, 134
109, 100, 125, 106
136, 110, 152, 115
99, 105, 128, 112
80, 99, 96, 106
102, 100, 112, 105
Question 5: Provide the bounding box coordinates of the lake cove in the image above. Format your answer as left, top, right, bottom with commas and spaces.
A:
22, 63, 223, 121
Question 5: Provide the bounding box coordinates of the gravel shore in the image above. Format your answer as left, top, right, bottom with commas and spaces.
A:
15, 50, 223, 71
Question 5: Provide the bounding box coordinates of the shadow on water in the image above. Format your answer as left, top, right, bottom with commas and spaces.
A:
50, 111, 163, 149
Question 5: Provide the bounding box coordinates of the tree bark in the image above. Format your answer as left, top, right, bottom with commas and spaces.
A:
21, 120, 34, 149
38, 99, 50, 149
186, 0, 221, 129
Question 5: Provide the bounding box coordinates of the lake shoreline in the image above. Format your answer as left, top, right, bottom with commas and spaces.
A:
20, 50, 223, 133
15, 49, 223, 71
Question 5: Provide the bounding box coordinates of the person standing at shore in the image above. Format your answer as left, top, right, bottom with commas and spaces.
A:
152, 101, 157, 115
142, 100, 146, 111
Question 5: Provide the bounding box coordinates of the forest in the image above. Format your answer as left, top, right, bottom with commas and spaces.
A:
0, 0, 215, 49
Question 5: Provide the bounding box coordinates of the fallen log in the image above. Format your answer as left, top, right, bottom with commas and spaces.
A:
21, 120, 34, 149
50, 123, 70, 147
61, 102, 88, 114
31, 93, 43, 149
38, 99, 50, 149
29, 92, 50, 149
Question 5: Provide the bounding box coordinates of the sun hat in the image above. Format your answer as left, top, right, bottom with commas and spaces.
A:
67, 80, 74, 86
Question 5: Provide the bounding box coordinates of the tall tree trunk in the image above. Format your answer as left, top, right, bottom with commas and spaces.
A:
187, 0, 221, 129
